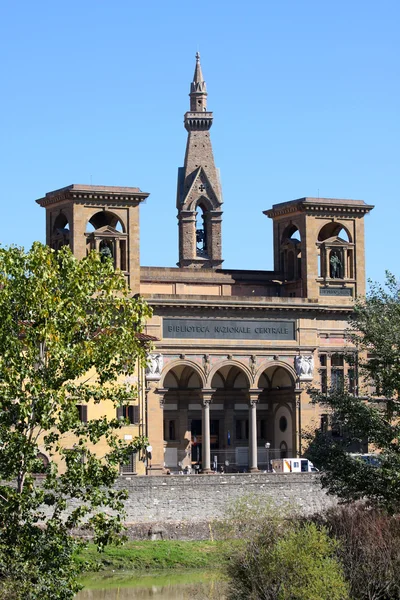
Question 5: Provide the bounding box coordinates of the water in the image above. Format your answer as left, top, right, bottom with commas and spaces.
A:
76, 570, 227, 600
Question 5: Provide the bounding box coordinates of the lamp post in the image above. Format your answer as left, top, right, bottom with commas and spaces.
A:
265, 442, 271, 472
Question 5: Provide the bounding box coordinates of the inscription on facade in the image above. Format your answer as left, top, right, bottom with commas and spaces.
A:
320, 287, 352, 297
163, 319, 296, 340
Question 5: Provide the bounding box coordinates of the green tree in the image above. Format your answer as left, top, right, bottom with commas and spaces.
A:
0, 243, 152, 599
306, 273, 400, 513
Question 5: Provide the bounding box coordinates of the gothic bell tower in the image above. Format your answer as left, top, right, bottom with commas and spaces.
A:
176, 53, 223, 268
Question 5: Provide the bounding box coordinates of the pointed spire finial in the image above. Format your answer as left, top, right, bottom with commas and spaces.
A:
193, 51, 205, 86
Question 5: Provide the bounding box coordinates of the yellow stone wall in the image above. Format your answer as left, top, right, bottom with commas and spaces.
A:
37, 362, 147, 476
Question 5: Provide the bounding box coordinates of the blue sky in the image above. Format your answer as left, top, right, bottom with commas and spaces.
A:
1, 0, 399, 285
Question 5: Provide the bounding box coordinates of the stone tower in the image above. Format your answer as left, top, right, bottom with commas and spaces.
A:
36, 184, 149, 292
176, 52, 223, 268
265, 197, 374, 299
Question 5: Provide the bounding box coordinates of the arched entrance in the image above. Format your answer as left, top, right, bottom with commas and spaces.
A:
209, 363, 251, 472
162, 363, 204, 472
257, 364, 297, 462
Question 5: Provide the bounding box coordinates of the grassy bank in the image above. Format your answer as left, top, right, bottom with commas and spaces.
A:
75, 540, 233, 572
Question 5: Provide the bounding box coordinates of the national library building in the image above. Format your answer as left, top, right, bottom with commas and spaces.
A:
36, 54, 374, 475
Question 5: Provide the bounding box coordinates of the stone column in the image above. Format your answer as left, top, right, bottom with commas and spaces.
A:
248, 389, 262, 472
201, 389, 215, 473
325, 247, 330, 279
114, 238, 120, 270
342, 248, 347, 279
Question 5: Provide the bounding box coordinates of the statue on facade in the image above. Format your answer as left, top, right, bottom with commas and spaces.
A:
145, 353, 164, 381
99, 241, 113, 262
330, 253, 342, 278
295, 355, 314, 380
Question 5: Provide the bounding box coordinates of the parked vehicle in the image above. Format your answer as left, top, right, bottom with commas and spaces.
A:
271, 458, 318, 473
349, 453, 381, 467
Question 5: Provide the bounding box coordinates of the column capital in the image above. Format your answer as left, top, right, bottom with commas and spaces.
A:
201, 389, 215, 405
248, 389, 262, 404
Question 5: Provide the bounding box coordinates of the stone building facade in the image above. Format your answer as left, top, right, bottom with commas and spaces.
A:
37, 53, 374, 475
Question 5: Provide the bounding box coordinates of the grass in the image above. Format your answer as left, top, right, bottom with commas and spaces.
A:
75, 540, 234, 573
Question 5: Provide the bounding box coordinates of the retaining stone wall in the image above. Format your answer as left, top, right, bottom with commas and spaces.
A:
115, 473, 336, 531
67, 473, 337, 540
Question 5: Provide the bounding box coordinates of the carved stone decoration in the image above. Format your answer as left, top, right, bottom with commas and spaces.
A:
249, 355, 257, 379
203, 354, 211, 377
227, 354, 233, 360
273, 355, 279, 361
294, 355, 314, 380
145, 353, 164, 381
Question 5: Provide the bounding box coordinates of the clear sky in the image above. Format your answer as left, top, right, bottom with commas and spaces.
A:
1, 0, 399, 285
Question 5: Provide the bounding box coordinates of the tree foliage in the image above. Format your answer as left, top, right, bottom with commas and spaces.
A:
306, 273, 400, 513
226, 518, 349, 600
0, 243, 152, 599
313, 505, 400, 600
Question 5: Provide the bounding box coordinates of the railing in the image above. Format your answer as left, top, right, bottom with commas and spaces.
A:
166, 446, 293, 474
210, 447, 287, 473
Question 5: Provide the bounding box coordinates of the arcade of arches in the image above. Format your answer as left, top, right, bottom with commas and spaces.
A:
157, 362, 298, 473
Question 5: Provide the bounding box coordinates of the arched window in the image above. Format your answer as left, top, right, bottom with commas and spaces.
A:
85, 211, 127, 271
195, 204, 208, 258
281, 224, 301, 244
318, 222, 352, 280
281, 225, 301, 281
52, 213, 70, 250
318, 223, 351, 243
86, 211, 125, 233
53, 213, 70, 232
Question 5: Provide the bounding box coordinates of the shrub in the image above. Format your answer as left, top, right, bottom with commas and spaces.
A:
226, 522, 349, 600
216, 494, 296, 541
318, 504, 400, 600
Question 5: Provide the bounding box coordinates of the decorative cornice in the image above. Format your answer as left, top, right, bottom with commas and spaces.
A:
36, 184, 150, 208
264, 197, 374, 219
143, 297, 354, 315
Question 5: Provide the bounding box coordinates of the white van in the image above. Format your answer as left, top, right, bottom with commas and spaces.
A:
271, 458, 318, 473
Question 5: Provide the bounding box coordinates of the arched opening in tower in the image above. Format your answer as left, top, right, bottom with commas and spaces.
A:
52, 213, 70, 250
195, 204, 208, 258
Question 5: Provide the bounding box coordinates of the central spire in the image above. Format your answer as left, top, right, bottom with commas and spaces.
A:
190, 52, 207, 112
176, 53, 223, 269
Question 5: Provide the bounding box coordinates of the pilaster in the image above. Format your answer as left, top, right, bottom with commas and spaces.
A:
145, 382, 165, 475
